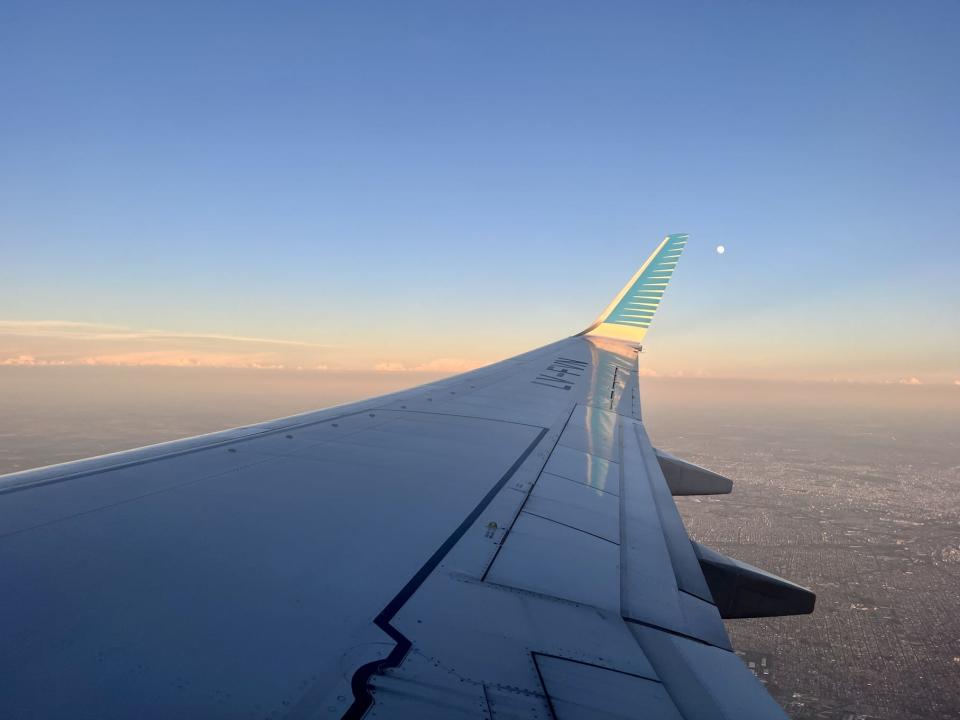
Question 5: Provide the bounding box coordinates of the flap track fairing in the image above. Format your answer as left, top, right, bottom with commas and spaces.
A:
692, 541, 816, 618
655, 449, 733, 496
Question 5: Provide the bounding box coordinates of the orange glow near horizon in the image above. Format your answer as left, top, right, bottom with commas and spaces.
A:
1, 317, 957, 387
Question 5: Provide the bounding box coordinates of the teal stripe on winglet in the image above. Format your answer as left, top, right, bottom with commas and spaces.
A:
605, 234, 687, 329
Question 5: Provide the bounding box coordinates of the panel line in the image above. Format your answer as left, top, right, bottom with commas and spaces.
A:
342, 425, 549, 719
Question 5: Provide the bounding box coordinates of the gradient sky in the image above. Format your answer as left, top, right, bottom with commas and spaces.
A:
2, 1, 958, 383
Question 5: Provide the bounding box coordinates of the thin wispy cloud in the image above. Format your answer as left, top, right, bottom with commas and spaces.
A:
0, 320, 339, 370
0, 321, 334, 348
0, 355, 64, 366
373, 358, 490, 373
0, 352, 294, 369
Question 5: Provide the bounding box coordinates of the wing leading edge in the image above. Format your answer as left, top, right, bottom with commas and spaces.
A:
0, 234, 813, 720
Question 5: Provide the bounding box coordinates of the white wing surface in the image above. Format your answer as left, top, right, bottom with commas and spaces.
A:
0, 234, 814, 719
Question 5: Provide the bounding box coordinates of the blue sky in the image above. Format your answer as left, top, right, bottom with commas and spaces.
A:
2, 2, 958, 381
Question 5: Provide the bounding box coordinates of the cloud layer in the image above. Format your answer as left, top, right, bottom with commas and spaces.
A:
372, 358, 489, 373
1, 320, 954, 384
0, 320, 487, 373
0, 320, 334, 370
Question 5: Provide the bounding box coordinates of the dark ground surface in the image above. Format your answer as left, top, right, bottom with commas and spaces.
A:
643, 382, 960, 720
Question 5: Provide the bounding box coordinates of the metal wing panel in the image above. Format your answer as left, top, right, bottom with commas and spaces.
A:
630, 422, 716, 605
484, 511, 622, 610
534, 654, 683, 720
0, 405, 545, 719
543, 445, 620, 495
630, 624, 789, 720
524, 471, 620, 542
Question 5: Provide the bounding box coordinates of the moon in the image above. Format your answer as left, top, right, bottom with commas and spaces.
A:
716, 245, 725, 254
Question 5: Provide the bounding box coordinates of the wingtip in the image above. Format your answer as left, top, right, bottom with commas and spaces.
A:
581, 233, 689, 342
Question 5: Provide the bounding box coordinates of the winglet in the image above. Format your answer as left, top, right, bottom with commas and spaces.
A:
579, 233, 688, 343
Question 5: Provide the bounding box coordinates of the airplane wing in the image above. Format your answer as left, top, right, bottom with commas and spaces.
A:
0, 234, 814, 719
